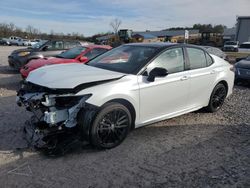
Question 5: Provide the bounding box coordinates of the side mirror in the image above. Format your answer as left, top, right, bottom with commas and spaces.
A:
79, 56, 89, 63
147, 67, 168, 82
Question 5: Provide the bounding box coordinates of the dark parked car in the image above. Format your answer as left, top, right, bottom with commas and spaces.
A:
235, 56, 250, 84
0, 38, 9, 45
201, 46, 227, 60
8, 40, 81, 70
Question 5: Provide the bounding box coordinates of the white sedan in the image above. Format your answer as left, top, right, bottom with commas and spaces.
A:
17, 43, 235, 152
238, 42, 250, 52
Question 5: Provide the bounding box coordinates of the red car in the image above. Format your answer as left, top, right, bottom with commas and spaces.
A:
20, 45, 112, 78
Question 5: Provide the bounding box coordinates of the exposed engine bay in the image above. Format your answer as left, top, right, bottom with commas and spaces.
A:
17, 81, 96, 154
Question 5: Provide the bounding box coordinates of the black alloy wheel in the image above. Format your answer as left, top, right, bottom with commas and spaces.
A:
90, 102, 132, 149
206, 83, 227, 112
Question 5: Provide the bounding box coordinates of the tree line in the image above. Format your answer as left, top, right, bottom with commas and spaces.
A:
0, 22, 86, 40
167, 24, 227, 33
0, 21, 228, 43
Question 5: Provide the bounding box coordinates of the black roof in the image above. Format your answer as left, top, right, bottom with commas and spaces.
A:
125, 42, 175, 48
124, 42, 202, 49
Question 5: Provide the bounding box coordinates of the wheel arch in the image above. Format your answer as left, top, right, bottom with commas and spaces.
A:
77, 98, 137, 142
206, 80, 229, 112
205, 79, 229, 107
103, 98, 136, 129
217, 80, 229, 94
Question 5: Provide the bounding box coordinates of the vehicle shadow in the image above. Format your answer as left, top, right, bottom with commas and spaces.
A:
0, 65, 19, 74
235, 82, 250, 88
0, 74, 22, 91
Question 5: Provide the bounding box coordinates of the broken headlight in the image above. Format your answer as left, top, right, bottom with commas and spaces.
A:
42, 94, 92, 108
55, 96, 84, 108
42, 94, 92, 126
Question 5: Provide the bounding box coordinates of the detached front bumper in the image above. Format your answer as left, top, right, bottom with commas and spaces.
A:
23, 119, 47, 148
23, 117, 80, 153
17, 85, 93, 151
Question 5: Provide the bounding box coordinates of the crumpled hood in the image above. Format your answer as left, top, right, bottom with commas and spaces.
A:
27, 57, 77, 68
236, 59, 250, 69
26, 63, 125, 89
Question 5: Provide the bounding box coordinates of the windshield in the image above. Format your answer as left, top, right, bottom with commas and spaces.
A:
57, 46, 86, 59
31, 40, 48, 49
225, 41, 237, 45
87, 45, 158, 74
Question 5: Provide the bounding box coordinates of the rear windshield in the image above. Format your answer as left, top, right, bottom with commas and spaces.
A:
225, 41, 237, 45
56, 46, 86, 59
240, 44, 250, 49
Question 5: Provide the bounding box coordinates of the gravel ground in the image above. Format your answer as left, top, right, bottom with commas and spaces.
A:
0, 46, 249, 188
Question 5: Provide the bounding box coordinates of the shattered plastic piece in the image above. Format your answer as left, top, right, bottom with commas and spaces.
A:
17, 83, 92, 152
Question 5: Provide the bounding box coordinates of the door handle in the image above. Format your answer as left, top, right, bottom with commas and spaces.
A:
180, 76, 189, 81
210, 70, 216, 74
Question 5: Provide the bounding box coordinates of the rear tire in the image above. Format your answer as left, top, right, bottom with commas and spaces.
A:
90, 102, 132, 149
206, 83, 227, 112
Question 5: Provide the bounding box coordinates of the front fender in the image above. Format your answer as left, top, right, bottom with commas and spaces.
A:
76, 75, 140, 123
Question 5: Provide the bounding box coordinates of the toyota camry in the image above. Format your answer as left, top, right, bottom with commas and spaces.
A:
17, 43, 234, 153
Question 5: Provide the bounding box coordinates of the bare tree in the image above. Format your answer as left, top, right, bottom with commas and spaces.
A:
110, 18, 122, 34
9, 23, 16, 32
0, 22, 86, 40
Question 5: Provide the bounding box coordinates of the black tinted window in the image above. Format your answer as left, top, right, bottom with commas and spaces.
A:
148, 48, 184, 74
88, 45, 158, 74
85, 48, 108, 59
240, 44, 250, 49
187, 48, 207, 69
57, 46, 86, 59
46, 41, 64, 50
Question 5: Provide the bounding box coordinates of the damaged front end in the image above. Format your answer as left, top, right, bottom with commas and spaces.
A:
17, 81, 93, 153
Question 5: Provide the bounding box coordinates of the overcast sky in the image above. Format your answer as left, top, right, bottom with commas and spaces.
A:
0, 0, 249, 36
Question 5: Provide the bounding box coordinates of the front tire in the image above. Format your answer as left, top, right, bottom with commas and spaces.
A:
90, 102, 132, 149
206, 83, 227, 112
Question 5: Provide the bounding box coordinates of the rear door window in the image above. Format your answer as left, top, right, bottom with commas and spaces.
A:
46, 41, 64, 50
187, 48, 207, 69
